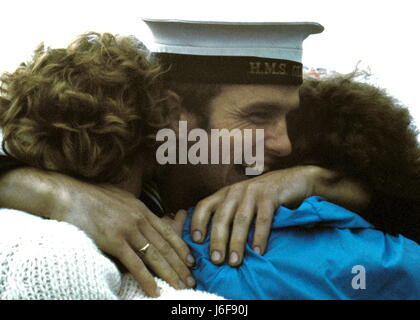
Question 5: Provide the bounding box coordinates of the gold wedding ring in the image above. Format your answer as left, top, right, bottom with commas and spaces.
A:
138, 243, 150, 255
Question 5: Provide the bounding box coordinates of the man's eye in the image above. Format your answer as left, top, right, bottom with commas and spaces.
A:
248, 112, 268, 119
247, 112, 270, 123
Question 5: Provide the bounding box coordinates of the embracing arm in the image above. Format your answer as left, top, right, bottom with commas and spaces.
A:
190, 165, 372, 266
0, 166, 196, 295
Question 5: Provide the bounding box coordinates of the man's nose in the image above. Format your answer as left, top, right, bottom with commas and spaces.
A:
264, 121, 292, 157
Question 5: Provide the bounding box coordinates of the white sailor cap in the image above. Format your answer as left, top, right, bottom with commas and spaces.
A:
142, 19, 324, 85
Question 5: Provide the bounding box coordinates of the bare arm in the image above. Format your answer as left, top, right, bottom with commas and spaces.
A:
191, 165, 371, 266
0, 167, 196, 295
0, 167, 63, 218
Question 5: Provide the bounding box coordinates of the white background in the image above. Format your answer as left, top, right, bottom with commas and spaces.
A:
1, 0, 419, 132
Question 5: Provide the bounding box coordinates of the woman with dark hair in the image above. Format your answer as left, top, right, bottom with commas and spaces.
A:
175, 75, 420, 299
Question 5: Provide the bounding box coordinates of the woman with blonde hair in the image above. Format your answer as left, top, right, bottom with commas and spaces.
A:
0, 32, 197, 297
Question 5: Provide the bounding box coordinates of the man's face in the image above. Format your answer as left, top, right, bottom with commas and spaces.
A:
183, 83, 300, 200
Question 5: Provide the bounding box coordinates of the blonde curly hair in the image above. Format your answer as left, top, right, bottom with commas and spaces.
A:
0, 32, 168, 183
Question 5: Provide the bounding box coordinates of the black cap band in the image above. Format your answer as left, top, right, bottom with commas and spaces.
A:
154, 53, 303, 85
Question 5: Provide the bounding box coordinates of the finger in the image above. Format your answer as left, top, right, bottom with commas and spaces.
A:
148, 210, 195, 268
228, 185, 257, 267
167, 209, 197, 287
209, 188, 241, 264
172, 209, 189, 236
252, 201, 275, 255
161, 210, 186, 236
169, 209, 196, 273
190, 190, 226, 243
138, 220, 196, 288
118, 243, 160, 297
131, 237, 187, 290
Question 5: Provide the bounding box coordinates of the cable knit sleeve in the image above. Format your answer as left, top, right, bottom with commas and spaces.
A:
0, 208, 122, 300
0, 208, 225, 300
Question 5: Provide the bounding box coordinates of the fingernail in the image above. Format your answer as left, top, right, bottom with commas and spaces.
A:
186, 276, 196, 288
211, 250, 221, 263
186, 254, 195, 265
230, 251, 239, 265
178, 280, 186, 289
254, 246, 261, 255
192, 230, 202, 242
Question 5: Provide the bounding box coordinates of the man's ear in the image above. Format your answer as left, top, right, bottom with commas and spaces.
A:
165, 90, 198, 131
165, 90, 183, 130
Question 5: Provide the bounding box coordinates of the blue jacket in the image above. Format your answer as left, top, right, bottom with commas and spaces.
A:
184, 196, 420, 299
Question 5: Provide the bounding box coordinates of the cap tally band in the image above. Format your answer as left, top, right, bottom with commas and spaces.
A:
155, 53, 303, 85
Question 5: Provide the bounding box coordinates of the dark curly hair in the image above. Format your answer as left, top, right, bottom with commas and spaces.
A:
276, 74, 420, 242
0, 32, 168, 183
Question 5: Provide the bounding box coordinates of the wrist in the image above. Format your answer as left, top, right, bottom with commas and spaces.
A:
306, 165, 341, 197
0, 167, 59, 219
306, 165, 371, 212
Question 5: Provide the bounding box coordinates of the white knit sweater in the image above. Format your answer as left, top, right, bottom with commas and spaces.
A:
0, 208, 223, 300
